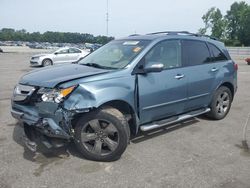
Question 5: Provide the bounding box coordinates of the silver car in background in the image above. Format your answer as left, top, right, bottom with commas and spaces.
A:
30, 47, 89, 67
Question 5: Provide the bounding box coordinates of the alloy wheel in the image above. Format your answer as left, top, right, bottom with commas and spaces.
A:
216, 91, 230, 116
81, 119, 119, 156
43, 59, 52, 66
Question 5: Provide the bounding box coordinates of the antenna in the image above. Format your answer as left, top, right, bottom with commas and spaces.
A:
106, 0, 109, 36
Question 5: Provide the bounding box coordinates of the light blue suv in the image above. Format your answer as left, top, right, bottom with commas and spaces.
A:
11, 31, 237, 161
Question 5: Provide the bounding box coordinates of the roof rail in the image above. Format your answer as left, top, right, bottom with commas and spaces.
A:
147, 31, 193, 35
201, 35, 219, 41
146, 31, 218, 41
129, 34, 140, 37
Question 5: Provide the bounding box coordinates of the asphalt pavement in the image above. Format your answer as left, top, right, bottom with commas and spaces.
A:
0, 51, 250, 188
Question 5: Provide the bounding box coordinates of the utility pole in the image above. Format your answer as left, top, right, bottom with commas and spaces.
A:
106, 0, 109, 36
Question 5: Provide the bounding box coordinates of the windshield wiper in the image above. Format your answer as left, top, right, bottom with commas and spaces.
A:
83, 63, 118, 70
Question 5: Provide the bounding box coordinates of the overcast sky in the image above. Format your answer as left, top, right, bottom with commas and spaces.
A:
0, 0, 248, 38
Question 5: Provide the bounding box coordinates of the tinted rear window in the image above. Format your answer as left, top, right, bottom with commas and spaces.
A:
182, 40, 211, 66
208, 43, 228, 62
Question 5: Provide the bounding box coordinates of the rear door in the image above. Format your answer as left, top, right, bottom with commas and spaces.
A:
181, 40, 218, 111
138, 40, 188, 124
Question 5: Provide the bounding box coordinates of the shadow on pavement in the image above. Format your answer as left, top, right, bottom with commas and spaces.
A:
12, 117, 200, 164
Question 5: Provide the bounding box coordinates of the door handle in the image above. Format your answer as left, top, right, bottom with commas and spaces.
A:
211, 67, 219, 72
175, 74, 185, 80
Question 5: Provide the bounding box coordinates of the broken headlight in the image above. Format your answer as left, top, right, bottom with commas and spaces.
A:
38, 86, 76, 103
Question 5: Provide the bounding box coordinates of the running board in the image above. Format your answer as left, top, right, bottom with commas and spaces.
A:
140, 108, 211, 132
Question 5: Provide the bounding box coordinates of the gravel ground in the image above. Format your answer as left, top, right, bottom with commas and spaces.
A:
0, 49, 250, 188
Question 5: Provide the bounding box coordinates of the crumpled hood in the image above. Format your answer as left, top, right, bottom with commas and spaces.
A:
19, 64, 111, 88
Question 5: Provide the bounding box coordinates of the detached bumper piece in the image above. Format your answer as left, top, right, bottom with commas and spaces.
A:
11, 108, 71, 140
11, 109, 24, 120
22, 124, 69, 152
39, 118, 71, 139
22, 134, 37, 152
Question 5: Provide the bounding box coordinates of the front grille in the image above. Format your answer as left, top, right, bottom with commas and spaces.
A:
13, 84, 36, 102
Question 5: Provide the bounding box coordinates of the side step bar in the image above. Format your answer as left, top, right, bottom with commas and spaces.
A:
140, 108, 211, 132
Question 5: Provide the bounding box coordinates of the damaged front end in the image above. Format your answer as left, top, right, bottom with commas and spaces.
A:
11, 84, 80, 151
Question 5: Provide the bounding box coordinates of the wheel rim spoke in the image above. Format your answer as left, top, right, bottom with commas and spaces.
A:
89, 119, 101, 132
221, 93, 228, 100
219, 106, 224, 113
215, 91, 230, 115
103, 137, 118, 151
216, 103, 220, 110
223, 100, 229, 106
92, 140, 103, 155
103, 123, 117, 135
81, 133, 97, 142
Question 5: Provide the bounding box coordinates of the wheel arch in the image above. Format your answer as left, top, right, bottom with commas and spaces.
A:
219, 82, 235, 100
99, 100, 139, 136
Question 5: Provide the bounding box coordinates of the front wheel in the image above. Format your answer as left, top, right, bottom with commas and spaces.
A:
74, 107, 129, 161
207, 86, 232, 120
42, 59, 52, 67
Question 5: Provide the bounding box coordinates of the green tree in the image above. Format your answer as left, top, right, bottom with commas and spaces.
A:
226, 1, 250, 46
239, 6, 250, 46
0, 28, 113, 45
199, 7, 226, 39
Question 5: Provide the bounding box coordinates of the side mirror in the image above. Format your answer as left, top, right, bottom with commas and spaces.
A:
144, 63, 164, 73
54, 52, 58, 55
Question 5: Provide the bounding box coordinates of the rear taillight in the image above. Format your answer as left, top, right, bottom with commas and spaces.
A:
234, 63, 238, 71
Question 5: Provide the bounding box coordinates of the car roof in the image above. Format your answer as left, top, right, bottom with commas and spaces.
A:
119, 31, 225, 48
57, 47, 81, 50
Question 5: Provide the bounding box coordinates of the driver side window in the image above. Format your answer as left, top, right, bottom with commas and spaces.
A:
145, 40, 182, 69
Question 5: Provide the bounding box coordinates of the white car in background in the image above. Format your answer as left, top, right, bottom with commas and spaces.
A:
30, 47, 89, 67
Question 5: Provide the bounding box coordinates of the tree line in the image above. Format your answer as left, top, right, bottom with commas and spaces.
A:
199, 1, 250, 46
0, 28, 114, 45
0, 1, 249, 46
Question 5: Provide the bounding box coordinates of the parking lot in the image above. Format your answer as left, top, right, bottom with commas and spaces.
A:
0, 49, 250, 188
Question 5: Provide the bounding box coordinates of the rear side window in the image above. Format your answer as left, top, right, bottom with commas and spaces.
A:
182, 40, 211, 66
208, 43, 228, 62
69, 48, 81, 53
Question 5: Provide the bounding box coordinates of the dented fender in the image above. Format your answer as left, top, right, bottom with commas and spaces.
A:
62, 75, 140, 133
64, 77, 135, 112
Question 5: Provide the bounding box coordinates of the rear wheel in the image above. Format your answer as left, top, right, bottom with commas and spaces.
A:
207, 86, 232, 120
42, 59, 52, 67
74, 107, 129, 161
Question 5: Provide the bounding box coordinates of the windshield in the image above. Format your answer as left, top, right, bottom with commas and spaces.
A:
79, 40, 150, 69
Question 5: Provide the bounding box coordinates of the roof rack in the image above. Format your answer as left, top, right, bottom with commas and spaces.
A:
147, 31, 193, 35
146, 31, 218, 41
129, 34, 140, 37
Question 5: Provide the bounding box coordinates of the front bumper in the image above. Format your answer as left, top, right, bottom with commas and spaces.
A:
30, 59, 42, 66
11, 103, 71, 140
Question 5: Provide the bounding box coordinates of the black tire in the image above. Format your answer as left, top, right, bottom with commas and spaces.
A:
207, 86, 232, 120
248, 62, 250, 65
74, 107, 129, 161
42, 59, 52, 67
